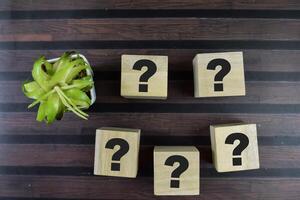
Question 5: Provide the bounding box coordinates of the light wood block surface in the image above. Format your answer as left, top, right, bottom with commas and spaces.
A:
121, 54, 168, 99
154, 146, 200, 196
193, 52, 246, 97
210, 123, 260, 172
94, 127, 141, 178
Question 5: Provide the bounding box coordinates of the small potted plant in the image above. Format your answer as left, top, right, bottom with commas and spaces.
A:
22, 52, 96, 124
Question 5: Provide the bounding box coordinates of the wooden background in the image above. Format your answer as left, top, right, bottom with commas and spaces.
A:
0, 0, 300, 199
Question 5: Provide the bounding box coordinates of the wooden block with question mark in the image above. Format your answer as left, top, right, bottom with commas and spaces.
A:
210, 123, 260, 172
154, 146, 200, 196
94, 127, 141, 178
121, 55, 168, 99
193, 52, 246, 97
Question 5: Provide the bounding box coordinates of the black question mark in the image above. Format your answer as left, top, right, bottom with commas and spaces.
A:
105, 138, 130, 171
164, 155, 189, 188
132, 59, 157, 92
207, 58, 231, 92
225, 133, 249, 166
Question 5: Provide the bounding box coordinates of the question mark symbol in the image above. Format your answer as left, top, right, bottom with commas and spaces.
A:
225, 133, 249, 166
132, 59, 157, 92
207, 58, 231, 92
105, 138, 129, 171
164, 155, 189, 188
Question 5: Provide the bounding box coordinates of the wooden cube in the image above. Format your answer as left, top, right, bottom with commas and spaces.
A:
121, 55, 168, 99
193, 52, 246, 97
210, 123, 260, 172
94, 127, 141, 178
154, 146, 200, 196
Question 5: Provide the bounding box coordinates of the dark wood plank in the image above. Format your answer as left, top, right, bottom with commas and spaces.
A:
0, 0, 299, 10
4, 81, 300, 104
11, 80, 300, 105
91, 81, 300, 104
0, 175, 299, 200
1, 19, 299, 41
1, 49, 300, 72
0, 144, 94, 167
0, 144, 298, 169
0, 113, 298, 136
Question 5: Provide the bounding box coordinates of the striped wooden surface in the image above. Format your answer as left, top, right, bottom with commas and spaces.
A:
0, 1, 300, 199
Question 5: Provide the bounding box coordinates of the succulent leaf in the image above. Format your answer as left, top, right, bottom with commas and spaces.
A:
22, 81, 45, 99
32, 56, 52, 91
45, 93, 64, 124
36, 101, 47, 122
65, 88, 91, 109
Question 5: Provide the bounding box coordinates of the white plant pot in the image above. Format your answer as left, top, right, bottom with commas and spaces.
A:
47, 54, 96, 105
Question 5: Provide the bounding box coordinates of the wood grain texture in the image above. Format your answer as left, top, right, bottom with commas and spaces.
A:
3, 81, 300, 104
1, 50, 300, 72
0, 145, 299, 169
0, 176, 299, 200
0, 0, 299, 10
1, 19, 299, 41
0, 1, 299, 199
0, 113, 299, 136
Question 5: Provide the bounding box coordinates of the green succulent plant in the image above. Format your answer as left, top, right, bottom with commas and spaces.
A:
22, 52, 94, 124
